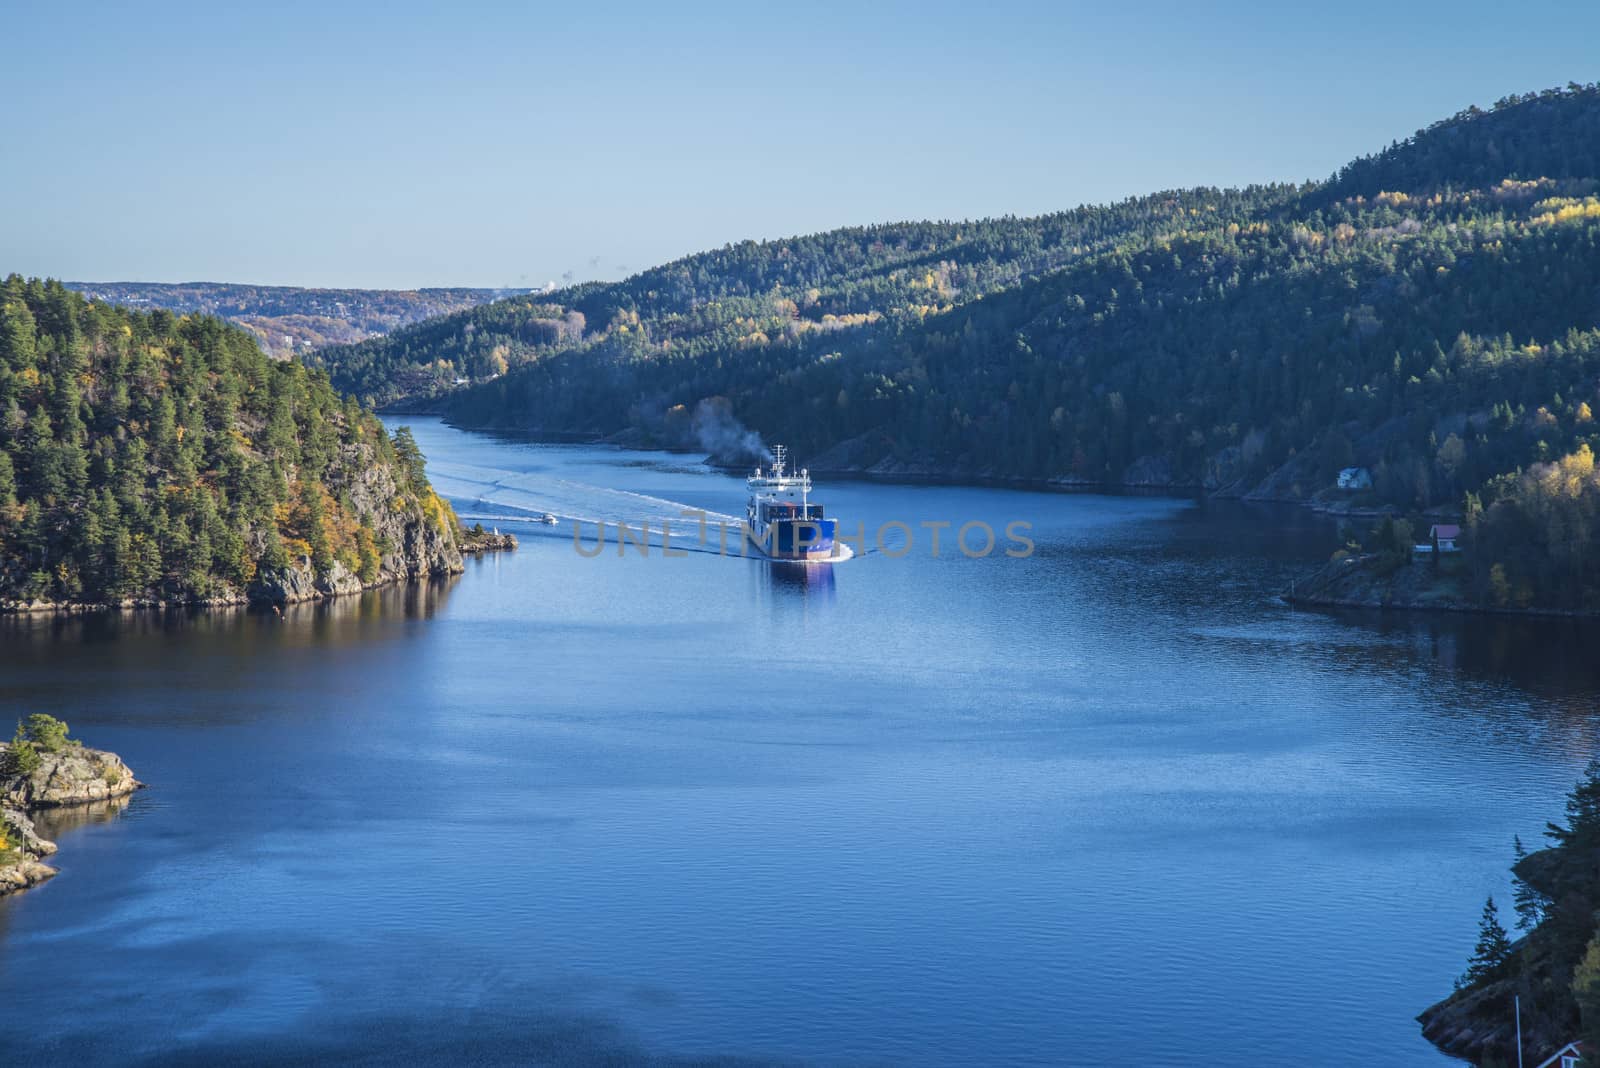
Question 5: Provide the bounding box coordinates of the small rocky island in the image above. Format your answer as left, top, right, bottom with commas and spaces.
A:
0, 715, 141, 896
458, 522, 518, 554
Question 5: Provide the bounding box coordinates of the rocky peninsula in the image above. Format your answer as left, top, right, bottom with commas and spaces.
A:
0, 716, 142, 896
1286, 551, 1600, 620
1286, 553, 1475, 614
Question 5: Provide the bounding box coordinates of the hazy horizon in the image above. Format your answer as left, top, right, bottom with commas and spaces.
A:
6, 0, 1600, 289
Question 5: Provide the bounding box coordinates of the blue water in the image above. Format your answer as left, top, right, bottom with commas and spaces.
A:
2, 416, 1597, 1065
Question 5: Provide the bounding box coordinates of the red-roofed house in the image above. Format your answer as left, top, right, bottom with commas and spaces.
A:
1430, 524, 1461, 552
1535, 1040, 1584, 1068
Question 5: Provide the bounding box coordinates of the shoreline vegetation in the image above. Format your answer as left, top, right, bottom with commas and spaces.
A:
2, 520, 513, 615
0, 715, 142, 896
1286, 444, 1600, 618
1285, 552, 1600, 621
1419, 763, 1600, 1065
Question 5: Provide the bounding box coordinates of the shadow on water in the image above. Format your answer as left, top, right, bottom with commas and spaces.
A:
0, 576, 461, 650
1159, 499, 1600, 699
764, 561, 836, 599
1320, 606, 1600, 704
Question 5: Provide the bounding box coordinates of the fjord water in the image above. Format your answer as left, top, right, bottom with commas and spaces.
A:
3, 418, 1597, 1066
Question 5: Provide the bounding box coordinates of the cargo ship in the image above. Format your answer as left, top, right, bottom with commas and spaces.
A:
746, 446, 838, 560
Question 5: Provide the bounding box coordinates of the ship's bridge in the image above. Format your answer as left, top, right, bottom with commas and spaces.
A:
747, 445, 811, 495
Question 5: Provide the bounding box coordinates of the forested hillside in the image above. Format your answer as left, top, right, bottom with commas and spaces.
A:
320, 83, 1600, 607
0, 277, 462, 608
315, 186, 1300, 407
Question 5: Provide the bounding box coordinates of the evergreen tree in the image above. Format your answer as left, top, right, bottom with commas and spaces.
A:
1460, 896, 1514, 988
1547, 761, 1600, 849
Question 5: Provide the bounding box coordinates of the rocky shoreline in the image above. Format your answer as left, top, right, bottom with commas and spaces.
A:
1, 737, 142, 896
0, 563, 463, 615
1417, 973, 1544, 1066
3, 433, 467, 615
1284, 553, 1600, 621
2, 528, 465, 616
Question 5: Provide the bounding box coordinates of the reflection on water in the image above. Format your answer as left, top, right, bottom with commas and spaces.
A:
0, 575, 460, 649
3, 418, 1599, 1067
1331, 608, 1600, 703
764, 561, 837, 598
30, 794, 133, 842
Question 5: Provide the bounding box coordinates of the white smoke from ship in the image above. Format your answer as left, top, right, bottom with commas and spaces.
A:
692, 398, 772, 464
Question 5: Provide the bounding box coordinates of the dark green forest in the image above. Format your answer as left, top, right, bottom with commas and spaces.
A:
315, 83, 1600, 610
0, 277, 457, 606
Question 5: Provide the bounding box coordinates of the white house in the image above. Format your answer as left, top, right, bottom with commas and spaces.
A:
1337, 466, 1372, 490
1415, 525, 1462, 554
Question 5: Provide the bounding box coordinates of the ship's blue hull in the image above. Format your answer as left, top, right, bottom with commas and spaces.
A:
763, 517, 837, 560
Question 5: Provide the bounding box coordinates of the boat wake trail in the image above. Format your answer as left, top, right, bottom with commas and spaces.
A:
433, 450, 856, 563
429, 458, 738, 541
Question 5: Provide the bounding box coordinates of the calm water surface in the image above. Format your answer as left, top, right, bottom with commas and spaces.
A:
3, 416, 1597, 1065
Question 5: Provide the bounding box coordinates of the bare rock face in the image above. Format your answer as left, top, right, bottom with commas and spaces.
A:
2, 744, 142, 809
246, 442, 463, 607
2, 805, 57, 856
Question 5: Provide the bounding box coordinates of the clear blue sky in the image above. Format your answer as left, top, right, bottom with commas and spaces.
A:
3, 0, 1597, 289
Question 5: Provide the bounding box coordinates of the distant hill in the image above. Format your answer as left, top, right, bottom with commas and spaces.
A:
63, 281, 532, 359
321, 83, 1600, 613
1325, 83, 1600, 200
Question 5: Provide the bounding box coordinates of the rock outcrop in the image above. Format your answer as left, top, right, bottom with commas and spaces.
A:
1417, 945, 1577, 1066
0, 742, 142, 896
3, 744, 142, 809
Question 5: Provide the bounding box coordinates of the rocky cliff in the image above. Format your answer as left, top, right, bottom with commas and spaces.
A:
247, 440, 464, 607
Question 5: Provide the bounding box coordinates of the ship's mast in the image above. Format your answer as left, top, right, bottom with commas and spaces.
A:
772, 444, 787, 480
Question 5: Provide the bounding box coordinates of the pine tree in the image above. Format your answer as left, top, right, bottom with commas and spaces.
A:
1548, 761, 1600, 849
1510, 836, 1548, 931
1460, 896, 1515, 988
